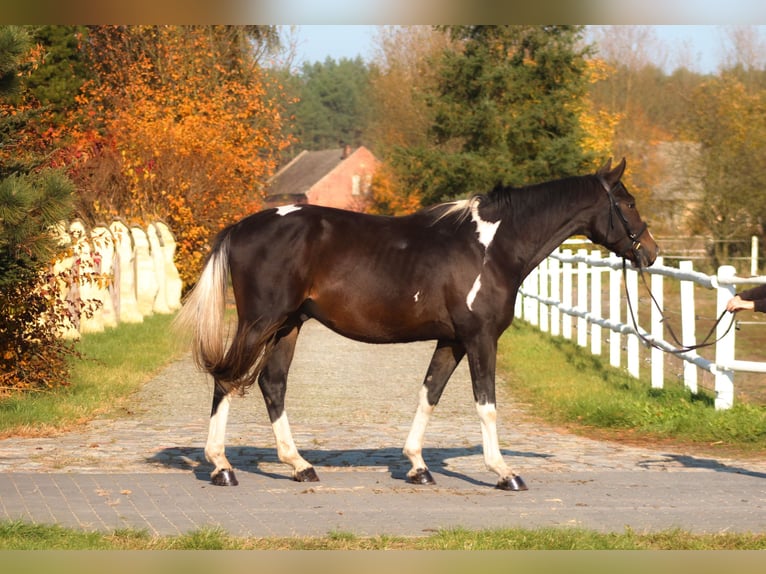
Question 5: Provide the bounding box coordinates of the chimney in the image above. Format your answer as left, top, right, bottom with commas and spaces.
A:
341, 143, 352, 160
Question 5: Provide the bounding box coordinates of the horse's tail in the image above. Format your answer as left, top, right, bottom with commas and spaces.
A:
174, 229, 232, 378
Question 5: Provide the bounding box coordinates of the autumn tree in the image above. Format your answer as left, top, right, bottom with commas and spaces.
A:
363, 26, 455, 214
682, 72, 766, 265
68, 26, 292, 286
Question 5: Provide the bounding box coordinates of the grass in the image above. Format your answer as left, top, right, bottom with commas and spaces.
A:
497, 321, 766, 457
0, 313, 183, 437
1, 521, 765, 550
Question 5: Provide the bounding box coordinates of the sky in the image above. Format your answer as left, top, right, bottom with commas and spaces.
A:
291, 25, 765, 74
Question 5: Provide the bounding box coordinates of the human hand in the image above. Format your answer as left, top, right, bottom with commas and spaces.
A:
726, 295, 755, 313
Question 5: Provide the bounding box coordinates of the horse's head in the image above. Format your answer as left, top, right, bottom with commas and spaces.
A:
588, 158, 659, 268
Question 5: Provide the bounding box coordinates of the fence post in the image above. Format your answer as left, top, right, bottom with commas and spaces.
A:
577, 249, 588, 348
590, 250, 602, 356
524, 266, 539, 326
714, 265, 737, 410
650, 256, 664, 389
609, 261, 621, 368
751, 235, 759, 277
679, 260, 698, 393
538, 256, 549, 334
562, 249, 573, 340
626, 266, 640, 378
549, 254, 561, 337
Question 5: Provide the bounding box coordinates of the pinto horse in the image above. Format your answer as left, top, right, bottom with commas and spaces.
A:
174, 158, 658, 491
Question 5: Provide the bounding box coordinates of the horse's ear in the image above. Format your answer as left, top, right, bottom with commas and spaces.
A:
596, 158, 613, 175
599, 157, 626, 186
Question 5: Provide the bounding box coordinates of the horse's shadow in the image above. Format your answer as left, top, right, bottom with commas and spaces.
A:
146, 445, 550, 486
639, 453, 766, 480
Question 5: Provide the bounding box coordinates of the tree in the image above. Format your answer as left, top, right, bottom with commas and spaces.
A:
683, 73, 766, 265
293, 56, 373, 150
391, 25, 595, 206
67, 26, 292, 286
24, 25, 91, 122
0, 25, 77, 394
364, 26, 454, 214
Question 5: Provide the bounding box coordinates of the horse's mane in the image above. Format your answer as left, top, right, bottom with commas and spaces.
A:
422, 174, 594, 228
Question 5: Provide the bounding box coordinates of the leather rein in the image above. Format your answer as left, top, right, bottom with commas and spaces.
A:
598, 175, 735, 355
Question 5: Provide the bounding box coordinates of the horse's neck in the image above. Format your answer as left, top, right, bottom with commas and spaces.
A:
496, 185, 595, 278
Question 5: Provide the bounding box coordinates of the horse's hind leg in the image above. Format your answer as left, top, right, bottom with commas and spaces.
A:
258, 322, 319, 482
403, 340, 465, 485
206, 381, 238, 486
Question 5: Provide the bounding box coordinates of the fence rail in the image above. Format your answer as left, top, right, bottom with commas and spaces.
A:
516, 246, 766, 410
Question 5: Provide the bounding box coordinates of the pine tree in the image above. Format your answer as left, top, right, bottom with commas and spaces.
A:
0, 25, 76, 394
392, 25, 594, 204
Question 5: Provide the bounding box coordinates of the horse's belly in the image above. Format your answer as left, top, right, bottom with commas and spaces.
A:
302, 294, 454, 344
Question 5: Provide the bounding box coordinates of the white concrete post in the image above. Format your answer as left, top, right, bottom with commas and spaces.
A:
147, 223, 171, 314
156, 221, 183, 310
91, 226, 118, 329
109, 221, 143, 323
131, 225, 158, 317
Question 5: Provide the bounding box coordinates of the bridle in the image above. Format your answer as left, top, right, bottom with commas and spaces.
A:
597, 175, 735, 354
598, 175, 648, 263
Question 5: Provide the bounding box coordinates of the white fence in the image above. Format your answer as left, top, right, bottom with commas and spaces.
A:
515, 245, 766, 410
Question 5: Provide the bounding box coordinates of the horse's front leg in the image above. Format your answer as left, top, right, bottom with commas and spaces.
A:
206, 381, 239, 486
467, 335, 528, 491
403, 340, 465, 485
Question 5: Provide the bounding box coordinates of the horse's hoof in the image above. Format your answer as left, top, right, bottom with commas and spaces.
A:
294, 467, 320, 482
211, 468, 239, 486
496, 475, 528, 491
406, 468, 436, 485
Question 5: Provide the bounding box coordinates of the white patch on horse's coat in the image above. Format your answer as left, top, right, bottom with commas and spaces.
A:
414, 291, 421, 303
205, 392, 233, 472
403, 385, 434, 472
471, 203, 501, 249
475, 402, 512, 478
276, 204, 301, 216
466, 274, 482, 310
272, 411, 312, 472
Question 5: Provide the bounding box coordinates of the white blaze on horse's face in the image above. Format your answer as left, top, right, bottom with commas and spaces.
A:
276, 204, 302, 216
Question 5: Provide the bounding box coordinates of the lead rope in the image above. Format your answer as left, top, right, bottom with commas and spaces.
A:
621, 259, 736, 354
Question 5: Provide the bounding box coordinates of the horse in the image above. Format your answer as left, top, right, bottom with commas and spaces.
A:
174, 157, 658, 491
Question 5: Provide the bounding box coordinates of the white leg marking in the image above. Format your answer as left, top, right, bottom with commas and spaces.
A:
475, 402, 513, 479
404, 385, 434, 473
466, 274, 482, 311
276, 204, 302, 216
272, 411, 312, 474
471, 203, 501, 249
205, 392, 233, 473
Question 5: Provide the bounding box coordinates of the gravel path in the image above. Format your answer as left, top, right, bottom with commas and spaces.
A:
1, 320, 765, 537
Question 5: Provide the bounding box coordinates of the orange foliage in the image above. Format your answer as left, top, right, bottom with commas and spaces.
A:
367, 163, 423, 215
67, 26, 293, 287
